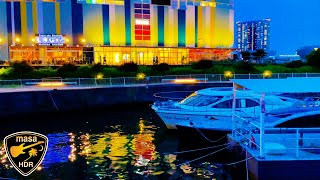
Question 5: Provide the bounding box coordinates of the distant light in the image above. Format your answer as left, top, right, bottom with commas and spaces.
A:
38, 82, 65, 87
15, 37, 20, 43
96, 73, 103, 79
81, 38, 86, 43
0, 38, 3, 43
115, 53, 119, 63
65, 38, 70, 43
31, 38, 35, 42
224, 71, 233, 78
173, 79, 198, 84
136, 73, 146, 80
263, 70, 272, 78
315, 48, 319, 51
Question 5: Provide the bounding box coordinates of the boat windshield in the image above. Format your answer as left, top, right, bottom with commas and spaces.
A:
180, 93, 222, 106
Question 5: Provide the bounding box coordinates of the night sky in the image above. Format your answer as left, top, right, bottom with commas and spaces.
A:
234, 0, 320, 54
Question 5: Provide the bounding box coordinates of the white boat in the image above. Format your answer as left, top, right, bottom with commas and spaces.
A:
152, 88, 298, 131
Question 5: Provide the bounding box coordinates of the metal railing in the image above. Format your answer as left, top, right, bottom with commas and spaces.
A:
0, 73, 320, 88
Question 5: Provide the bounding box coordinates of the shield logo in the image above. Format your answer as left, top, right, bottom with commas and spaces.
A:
3, 131, 48, 176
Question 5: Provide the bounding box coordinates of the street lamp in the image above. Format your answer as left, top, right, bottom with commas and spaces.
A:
263, 70, 272, 78
315, 48, 319, 51
81, 38, 86, 44
0, 38, 3, 44
224, 71, 233, 78
15, 37, 21, 43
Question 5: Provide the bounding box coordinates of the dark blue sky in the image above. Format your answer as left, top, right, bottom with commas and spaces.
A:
234, 0, 320, 54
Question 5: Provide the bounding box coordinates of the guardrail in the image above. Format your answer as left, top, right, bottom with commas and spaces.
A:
0, 73, 319, 88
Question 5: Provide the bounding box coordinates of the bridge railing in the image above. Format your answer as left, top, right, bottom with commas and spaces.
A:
0, 73, 319, 88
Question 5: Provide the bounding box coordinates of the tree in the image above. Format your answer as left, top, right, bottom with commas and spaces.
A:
307, 49, 320, 67
252, 49, 267, 60
241, 51, 251, 60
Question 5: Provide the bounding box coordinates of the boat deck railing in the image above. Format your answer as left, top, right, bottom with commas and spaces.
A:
0, 72, 320, 88
233, 121, 320, 160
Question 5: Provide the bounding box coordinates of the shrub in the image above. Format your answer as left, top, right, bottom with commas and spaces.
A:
57, 63, 78, 77
152, 63, 170, 72
285, 60, 304, 68
307, 50, 320, 67
29, 67, 57, 78
233, 61, 257, 74
102, 67, 125, 77
191, 60, 213, 70
91, 63, 104, 72
10, 61, 33, 74
118, 62, 138, 72
167, 66, 202, 75
138, 66, 153, 75
0, 67, 13, 79
75, 66, 94, 78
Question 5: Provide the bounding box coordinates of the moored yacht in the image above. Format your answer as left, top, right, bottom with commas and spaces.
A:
152, 88, 298, 131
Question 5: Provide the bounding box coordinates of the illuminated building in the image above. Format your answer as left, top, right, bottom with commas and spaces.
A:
0, 0, 234, 65
236, 19, 271, 52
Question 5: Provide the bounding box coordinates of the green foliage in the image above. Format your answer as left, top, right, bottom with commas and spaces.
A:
57, 64, 78, 77
11, 61, 34, 74
29, 67, 57, 79
252, 49, 267, 59
152, 63, 170, 72
307, 50, 320, 67
138, 66, 153, 75
75, 66, 93, 78
118, 62, 138, 72
167, 66, 203, 75
191, 60, 213, 69
285, 60, 304, 68
233, 61, 257, 73
91, 63, 104, 72
101, 67, 126, 77
0, 67, 13, 79
241, 51, 251, 60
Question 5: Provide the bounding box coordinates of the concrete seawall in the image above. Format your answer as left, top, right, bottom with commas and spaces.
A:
0, 82, 232, 117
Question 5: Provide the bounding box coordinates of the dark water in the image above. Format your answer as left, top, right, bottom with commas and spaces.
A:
0, 104, 245, 179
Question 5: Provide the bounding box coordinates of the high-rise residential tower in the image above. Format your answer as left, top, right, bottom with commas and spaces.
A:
236, 19, 270, 52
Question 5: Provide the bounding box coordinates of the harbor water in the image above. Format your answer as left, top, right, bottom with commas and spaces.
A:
0, 104, 246, 179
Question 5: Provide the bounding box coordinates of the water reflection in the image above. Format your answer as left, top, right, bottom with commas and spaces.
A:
0, 117, 229, 179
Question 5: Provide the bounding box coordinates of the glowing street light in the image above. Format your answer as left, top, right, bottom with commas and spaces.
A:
224, 71, 233, 78
96, 73, 104, 79
136, 73, 146, 80
81, 38, 86, 44
0, 38, 3, 44
15, 37, 21, 43
263, 70, 272, 78
315, 48, 319, 51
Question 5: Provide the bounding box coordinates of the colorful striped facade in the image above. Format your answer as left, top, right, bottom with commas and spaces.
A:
0, 0, 234, 65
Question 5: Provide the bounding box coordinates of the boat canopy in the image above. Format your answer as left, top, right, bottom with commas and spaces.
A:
231, 78, 320, 93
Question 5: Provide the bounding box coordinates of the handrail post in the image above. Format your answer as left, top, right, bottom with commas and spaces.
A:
249, 73, 250, 79
20, 79, 23, 88
123, 77, 126, 85
219, 74, 222, 82
110, 77, 112, 86
205, 74, 207, 83
94, 78, 97, 86
296, 129, 299, 158
306, 72, 308, 78
278, 73, 280, 79
78, 78, 81, 86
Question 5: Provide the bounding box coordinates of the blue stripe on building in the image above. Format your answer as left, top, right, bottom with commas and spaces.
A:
71, 0, 83, 45
195, 6, 198, 47
124, 0, 131, 45
26, 2, 33, 36
6, 2, 12, 44
43, 2, 56, 34
102, 5, 110, 45
13, 2, 21, 36
177, 9, 186, 47
157, 6, 164, 46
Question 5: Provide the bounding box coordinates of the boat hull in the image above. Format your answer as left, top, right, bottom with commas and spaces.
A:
156, 111, 233, 131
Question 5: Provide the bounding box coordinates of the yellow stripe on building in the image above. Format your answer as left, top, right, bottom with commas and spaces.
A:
209, 6, 216, 48
55, 2, 61, 34
20, 1, 28, 45
32, 1, 38, 34
150, 6, 158, 46
109, 5, 125, 45
197, 6, 203, 47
